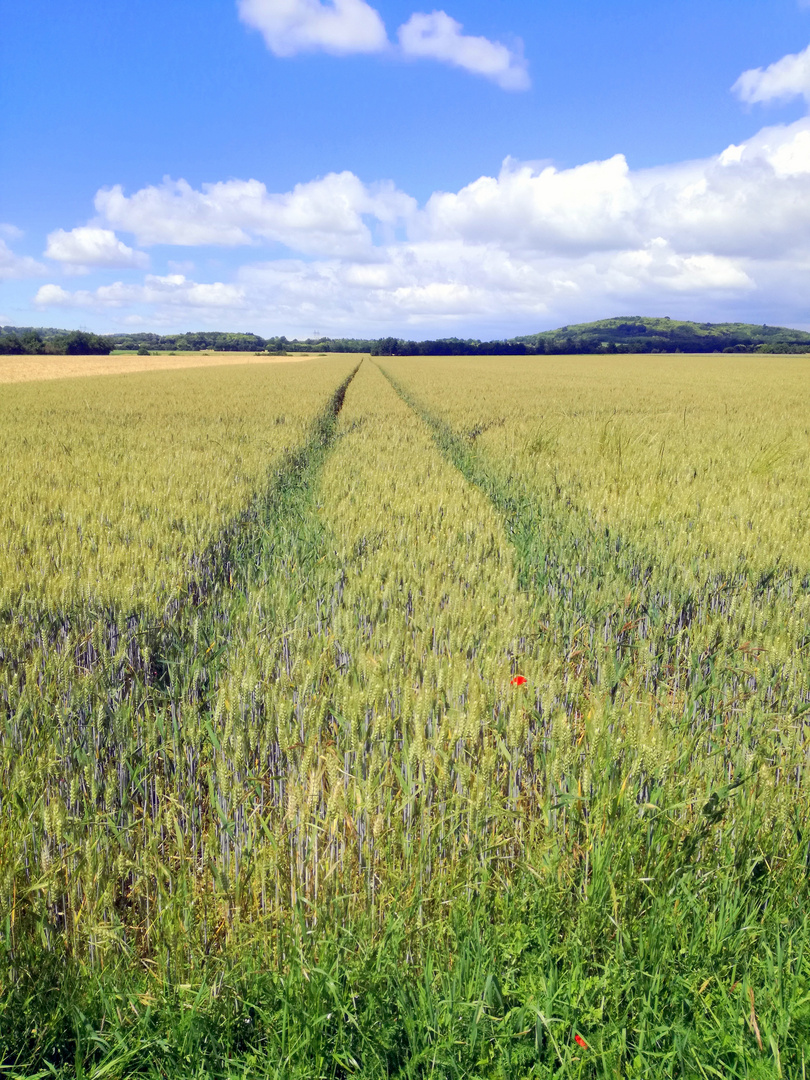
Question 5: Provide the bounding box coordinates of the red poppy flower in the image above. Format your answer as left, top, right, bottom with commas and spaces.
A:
511, 675, 527, 686
574, 1034, 589, 1049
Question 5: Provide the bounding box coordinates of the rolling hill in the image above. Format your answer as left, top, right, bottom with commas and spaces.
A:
516, 316, 810, 353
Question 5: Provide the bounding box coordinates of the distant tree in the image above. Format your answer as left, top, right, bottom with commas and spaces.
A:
371, 337, 401, 356
27, 331, 45, 351
0, 335, 23, 355
60, 331, 113, 355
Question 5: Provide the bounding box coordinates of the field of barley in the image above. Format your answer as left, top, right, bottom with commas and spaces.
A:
0, 353, 808, 1078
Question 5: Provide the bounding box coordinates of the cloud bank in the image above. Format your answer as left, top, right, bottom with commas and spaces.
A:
31, 43, 810, 335
35, 275, 246, 313
95, 173, 416, 256
237, 0, 530, 89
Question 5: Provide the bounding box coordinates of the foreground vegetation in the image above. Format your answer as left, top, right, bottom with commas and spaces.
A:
0, 355, 808, 1077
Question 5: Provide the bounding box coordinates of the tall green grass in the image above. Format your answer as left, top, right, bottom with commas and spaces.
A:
4, 827, 807, 1076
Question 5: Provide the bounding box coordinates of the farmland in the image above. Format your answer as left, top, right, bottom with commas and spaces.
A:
0, 350, 313, 386
1, 354, 809, 1077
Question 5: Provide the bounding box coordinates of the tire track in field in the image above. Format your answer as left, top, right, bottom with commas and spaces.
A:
377, 361, 810, 735
213, 358, 550, 906
0, 362, 361, 717
377, 360, 681, 644
0, 362, 363, 959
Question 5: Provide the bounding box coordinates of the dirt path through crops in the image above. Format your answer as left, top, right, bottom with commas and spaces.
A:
0, 351, 324, 384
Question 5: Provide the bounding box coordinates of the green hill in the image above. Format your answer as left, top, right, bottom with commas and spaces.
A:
516, 316, 810, 354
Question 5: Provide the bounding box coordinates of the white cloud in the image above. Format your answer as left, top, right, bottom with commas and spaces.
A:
416, 117, 810, 261
95, 173, 416, 256
31, 230, 755, 337
236, 0, 531, 89
34, 284, 73, 306
734, 42, 810, 105
608, 238, 752, 293
33, 43, 810, 336
217, 236, 753, 338
636, 119, 810, 258
0, 223, 24, 241
34, 274, 246, 312
419, 154, 638, 251
237, 0, 387, 56
0, 237, 46, 280
103, 138, 800, 272
398, 11, 529, 91
44, 227, 149, 271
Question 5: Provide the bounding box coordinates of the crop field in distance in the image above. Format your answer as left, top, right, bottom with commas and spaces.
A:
0, 353, 808, 1077
0, 350, 315, 386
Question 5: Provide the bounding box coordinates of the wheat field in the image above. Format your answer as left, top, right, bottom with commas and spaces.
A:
1, 354, 808, 1078
0, 351, 315, 385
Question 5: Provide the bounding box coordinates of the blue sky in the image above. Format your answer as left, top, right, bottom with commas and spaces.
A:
3, 0, 810, 338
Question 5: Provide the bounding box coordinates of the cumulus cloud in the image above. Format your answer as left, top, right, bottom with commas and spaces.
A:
94, 123, 810, 274
95, 173, 416, 256
234, 236, 751, 331
44, 227, 149, 270
637, 119, 810, 258
416, 117, 810, 261
0, 237, 46, 280
419, 154, 638, 251
398, 11, 529, 91
34, 284, 74, 306
33, 43, 810, 335
35, 274, 246, 312
607, 238, 752, 293
30, 233, 755, 337
734, 42, 810, 105
237, 0, 387, 56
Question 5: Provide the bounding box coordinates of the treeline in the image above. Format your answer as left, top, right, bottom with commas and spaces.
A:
369, 337, 532, 356
0, 327, 113, 355
114, 331, 267, 352
112, 332, 381, 353
4, 317, 810, 358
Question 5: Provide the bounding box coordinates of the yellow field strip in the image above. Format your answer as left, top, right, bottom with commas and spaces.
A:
0, 351, 335, 384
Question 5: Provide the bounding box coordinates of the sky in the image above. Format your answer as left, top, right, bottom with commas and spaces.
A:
3, 0, 810, 339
